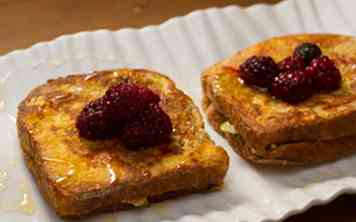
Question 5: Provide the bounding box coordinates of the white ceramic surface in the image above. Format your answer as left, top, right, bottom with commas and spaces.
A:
1, 0, 356, 221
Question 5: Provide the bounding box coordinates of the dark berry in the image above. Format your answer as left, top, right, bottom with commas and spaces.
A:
271, 70, 313, 104
307, 56, 341, 91
293, 42, 322, 65
239, 56, 279, 88
103, 83, 160, 123
120, 104, 172, 149
76, 98, 118, 140
76, 83, 162, 141
278, 56, 305, 73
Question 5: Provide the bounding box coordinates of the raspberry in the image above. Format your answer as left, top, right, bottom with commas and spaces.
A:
271, 70, 313, 104
76, 83, 162, 141
76, 98, 117, 140
120, 104, 172, 149
293, 42, 322, 65
103, 83, 160, 123
307, 56, 341, 91
239, 56, 279, 88
278, 56, 305, 73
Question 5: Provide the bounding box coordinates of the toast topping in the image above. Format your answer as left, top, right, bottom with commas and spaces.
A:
271, 69, 313, 104
104, 83, 160, 123
76, 98, 118, 140
278, 56, 305, 73
76, 83, 172, 149
307, 55, 342, 91
120, 103, 172, 148
237, 42, 341, 104
239, 56, 279, 88
293, 42, 322, 65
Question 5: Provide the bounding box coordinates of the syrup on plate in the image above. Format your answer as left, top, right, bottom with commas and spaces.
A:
0, 170, 8, 191
1, 182, 36, 215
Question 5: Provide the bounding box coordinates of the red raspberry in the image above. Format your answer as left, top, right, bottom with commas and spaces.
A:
278, 56, 305, 73
239, 56, 279, 88
120, 104, 172, 149
271, 70, 313, 104
307, 56, 341, 91
76, 98, 118, 140
103, 83, 160, 123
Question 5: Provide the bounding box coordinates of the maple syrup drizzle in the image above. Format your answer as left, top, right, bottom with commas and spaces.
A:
42, 157, 76, 183
84, 72, 101, 81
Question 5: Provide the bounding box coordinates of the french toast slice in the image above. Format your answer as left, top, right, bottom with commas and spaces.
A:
17, 68, 229, 218
202, 34, 356, 165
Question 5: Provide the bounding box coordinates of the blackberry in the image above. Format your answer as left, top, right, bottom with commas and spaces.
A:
307, 55, 341, 91
103, 83, 160, 122
239, 56, 279, 88
120, 104, 173, 149
293, 42, 322, 65
271, 70, 313, 104
76, 83, 162, 141
278, 56, 305, 73
76, 98, 117, 140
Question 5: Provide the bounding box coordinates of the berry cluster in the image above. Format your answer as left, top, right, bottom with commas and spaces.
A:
239, 56, 279, 88
238, 42, 341, 103
76, 83, 172, 149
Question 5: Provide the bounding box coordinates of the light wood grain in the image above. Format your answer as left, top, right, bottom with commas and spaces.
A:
0, 0, 279, 54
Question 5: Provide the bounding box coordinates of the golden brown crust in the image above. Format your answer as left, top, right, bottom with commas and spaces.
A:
17, 68, 229, 218
23, 143, 222, 218
202, 34, 356, 165
204, 93, 356, 165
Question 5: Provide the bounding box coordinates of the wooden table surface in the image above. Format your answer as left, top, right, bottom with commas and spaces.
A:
2, 0, 356, 221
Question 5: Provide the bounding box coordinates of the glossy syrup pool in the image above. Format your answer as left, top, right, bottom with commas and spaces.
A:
0, 151, 37, 216
15, 182, 37, 215
0, 177, 37, 215
42, 156, 118, 186
0, 170, 8, 191
42, 157, 76, 184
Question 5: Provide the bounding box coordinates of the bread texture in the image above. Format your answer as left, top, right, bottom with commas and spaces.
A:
17, 68, 229, 218
202, 34, 356, 165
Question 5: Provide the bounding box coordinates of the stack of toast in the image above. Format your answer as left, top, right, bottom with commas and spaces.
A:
202, 34, 356, 165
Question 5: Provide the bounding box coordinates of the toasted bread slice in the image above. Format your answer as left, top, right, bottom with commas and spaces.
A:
17, 68, 229, 218
204, 97, 356, 165
202, 34, 356, 165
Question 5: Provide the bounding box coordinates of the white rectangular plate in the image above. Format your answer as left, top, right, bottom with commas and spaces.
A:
1, 0, 356, 221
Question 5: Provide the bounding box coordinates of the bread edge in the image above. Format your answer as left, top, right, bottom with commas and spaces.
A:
203, 95, 356, 165
201, 34, 356, 148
